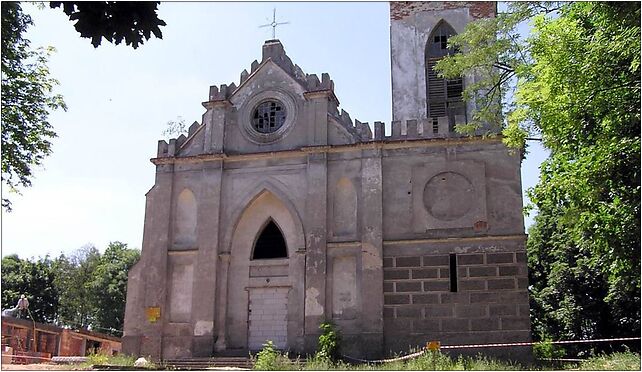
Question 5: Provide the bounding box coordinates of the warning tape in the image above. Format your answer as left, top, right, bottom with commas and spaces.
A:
441, 336, 641, 349
341, 336, 641, 364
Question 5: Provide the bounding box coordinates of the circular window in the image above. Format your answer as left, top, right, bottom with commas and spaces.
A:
239, 90, 297, 144
252, 100, 286, 133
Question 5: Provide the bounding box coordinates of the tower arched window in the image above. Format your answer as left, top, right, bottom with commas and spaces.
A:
252, 219, 288, 260
425, 21, 465, 129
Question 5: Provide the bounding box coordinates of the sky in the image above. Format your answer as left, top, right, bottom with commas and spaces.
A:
1, 2, 548, 259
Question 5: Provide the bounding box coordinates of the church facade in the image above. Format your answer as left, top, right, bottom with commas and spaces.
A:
123, 2, 531, 361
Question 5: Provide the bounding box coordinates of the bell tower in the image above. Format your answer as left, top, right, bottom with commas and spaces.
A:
389, 2, 496, 126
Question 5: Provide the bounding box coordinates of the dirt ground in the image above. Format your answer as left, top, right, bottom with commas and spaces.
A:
1, 363, 250, 371
1, 363, 80, 370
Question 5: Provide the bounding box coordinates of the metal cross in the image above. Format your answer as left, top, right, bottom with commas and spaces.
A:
259, 8, 290, 39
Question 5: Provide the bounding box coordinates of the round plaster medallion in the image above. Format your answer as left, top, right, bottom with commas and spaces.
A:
240, 90, 297, 144
423, 172, 474, 221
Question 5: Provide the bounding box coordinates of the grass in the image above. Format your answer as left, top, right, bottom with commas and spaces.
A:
576, 352, 641, 371
75, 353, 160, 369
253, 349, 641, 371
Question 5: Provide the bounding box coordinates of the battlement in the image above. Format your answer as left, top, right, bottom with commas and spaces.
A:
331, 114, 467, 143
205, 40, 336, 105
157, 121, 202, 157
374, 115, 467, 141
155, 114, 470, 157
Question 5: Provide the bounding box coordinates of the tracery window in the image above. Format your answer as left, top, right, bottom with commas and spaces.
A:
252, 100, 286, 133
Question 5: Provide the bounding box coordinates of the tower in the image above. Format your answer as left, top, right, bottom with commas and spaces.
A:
390, 2, 496, 128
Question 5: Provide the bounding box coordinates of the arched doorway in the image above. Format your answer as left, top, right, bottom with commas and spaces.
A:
222, 188, 306, 352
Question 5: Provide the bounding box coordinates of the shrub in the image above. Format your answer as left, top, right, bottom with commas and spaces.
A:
253, 340, 294, 370
533, 338, 565, 360
316, 321, 340, 362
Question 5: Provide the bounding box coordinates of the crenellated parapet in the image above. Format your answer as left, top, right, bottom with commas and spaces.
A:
205, 40, 338, 106
157, 121, 204, 158
208, 84, 237, 102
156, 113, 468, 158
329, 114, 467, 143
374, 115, 467, 141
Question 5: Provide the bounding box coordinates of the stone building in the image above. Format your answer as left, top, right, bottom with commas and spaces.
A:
123, 1, 531, 361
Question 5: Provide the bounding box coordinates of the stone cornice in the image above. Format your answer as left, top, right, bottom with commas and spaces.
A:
303, 89, 340, 106
201, 100, 233, 109
151, 136, 505, 166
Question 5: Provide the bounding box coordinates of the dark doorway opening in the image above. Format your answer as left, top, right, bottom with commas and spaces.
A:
252, 220, 288, 259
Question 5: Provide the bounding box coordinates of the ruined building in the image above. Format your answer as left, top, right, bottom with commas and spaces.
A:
123, 1, 531, 360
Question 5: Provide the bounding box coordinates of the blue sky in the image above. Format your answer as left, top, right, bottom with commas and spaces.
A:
2, 2, 548, 259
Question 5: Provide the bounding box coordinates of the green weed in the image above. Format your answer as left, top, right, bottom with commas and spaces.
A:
577, 352, 641, 371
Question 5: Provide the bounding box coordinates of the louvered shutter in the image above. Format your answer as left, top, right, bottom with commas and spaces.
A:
427, 58, 447, 117
425, 22, 464, 122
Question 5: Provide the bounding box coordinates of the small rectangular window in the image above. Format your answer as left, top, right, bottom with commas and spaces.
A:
432, 118, 439, 134
449, 254, 458, 292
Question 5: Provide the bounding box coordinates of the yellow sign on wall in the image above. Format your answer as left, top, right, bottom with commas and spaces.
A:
426, 341, 441, 351
145, 307, 161, 323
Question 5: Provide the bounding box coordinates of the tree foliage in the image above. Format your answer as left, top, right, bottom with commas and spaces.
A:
90, 242, 141, 335
1, 2, 66, 211
1, 2, 165, 212
49, 2, 166, 49
438, 2, 640, 348
1, 254, 59, 323
2, 243, 140, 336
53, 245, 101, 329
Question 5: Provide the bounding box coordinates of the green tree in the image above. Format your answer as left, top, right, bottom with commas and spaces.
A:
1, 2, 165, 212
90, 241, 140, 336
1, 254, 59, 323
437, 2, 640, 348
1, 2, 66, 211
53, 245, 101, 329
49, 2, 166, 49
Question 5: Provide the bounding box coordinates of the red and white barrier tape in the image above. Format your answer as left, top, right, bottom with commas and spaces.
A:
341, 336, 641, 364
441, 336, 641, 349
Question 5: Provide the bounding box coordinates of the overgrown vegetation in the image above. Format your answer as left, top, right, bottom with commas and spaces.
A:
253, 341, 294, 371
577, 351, 641, 371
253, 327, 639, 371
254, 348, 640, 371
315, 322, 341, 362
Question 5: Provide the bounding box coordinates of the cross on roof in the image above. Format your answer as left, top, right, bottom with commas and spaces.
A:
259, 8, 290, 39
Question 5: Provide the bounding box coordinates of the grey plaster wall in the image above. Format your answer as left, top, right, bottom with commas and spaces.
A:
124, 31, 530, 362
391, 7, 470, 122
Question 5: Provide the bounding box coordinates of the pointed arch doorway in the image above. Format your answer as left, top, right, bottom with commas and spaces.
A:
221, 188, 306, 352
248, 219, 289, 349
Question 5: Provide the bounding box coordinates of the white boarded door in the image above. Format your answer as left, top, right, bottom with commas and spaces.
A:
248, 287, 288, 350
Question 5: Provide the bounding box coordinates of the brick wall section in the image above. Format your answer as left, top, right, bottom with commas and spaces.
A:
383, 250, 529, 345
390, 2, 496, 21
